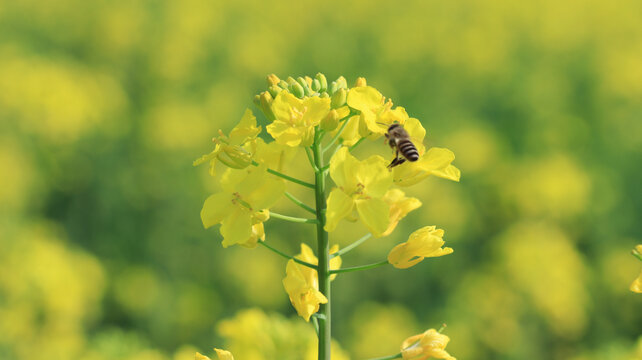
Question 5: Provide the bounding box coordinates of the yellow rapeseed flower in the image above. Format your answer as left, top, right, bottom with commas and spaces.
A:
346, 85, 393, 138
200, 166, 284, 248
388, 226, 453, 269
267, 91, 331, 147
282, 244, 342, 321
194, 109, 261, 176
325, 147, 393, 236
401, 329, 455, 360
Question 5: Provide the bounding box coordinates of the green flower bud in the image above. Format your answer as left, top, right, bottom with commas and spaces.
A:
329, 81, 338, 94
311, 79, 321, 92
296, 76, 307, 88
319, 92, 330, 98
278, 80, 289, 89
320, 109, 340, 131
354, 77, 367, 87
336, 76, 347, 89
268, 85, 282, 99
267, 74, 280, 87
315, 73, 328, 92
331, 88, 347, 109
286, 76, 298, 86
290, 82, 305, 98
297, 76, 313, 96
253, 94, 261, 107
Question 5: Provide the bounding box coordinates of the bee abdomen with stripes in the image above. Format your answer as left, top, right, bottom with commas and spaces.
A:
384, 123, 420, 168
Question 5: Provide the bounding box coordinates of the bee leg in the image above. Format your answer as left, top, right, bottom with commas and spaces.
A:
387, 149, 405, 168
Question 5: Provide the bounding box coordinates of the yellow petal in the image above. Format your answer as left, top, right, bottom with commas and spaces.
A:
253, 138, 298, 171
347, 86, 383, 112
271, 91, 302, 122
266, 120, 305, 147
355, 198, 390, 237
329, 245, 342, 281
401, 329, 455, 360
214, 348, 235, 360
325, 188, 355, 232
381, 189, 422, 237
329, 147, 354, 190
302, 96, 331, 127
631, 270, 642, 293
195, 352, 212, 360
201, 192, 234, 229
393, 147, 460, 186
357, 155, 393, 198
228, 109, 261, 145
388, 226, 453, 269
220, 207, 253, 248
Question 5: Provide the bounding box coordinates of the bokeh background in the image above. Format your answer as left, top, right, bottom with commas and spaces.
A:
1, 0, 641, 359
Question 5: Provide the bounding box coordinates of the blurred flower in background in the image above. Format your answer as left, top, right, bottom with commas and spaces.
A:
0, 0, 641, 359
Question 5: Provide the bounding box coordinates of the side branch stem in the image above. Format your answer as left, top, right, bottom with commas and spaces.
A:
270, 212, 318, 224
259, 242, 317, 269
284, 192, 316, 214
329, 260, 389, 274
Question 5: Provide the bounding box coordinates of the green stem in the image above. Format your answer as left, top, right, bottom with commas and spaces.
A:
329, 260, 389, 274
270, 212, 318, 224
252, 161, 315, 189
284, 191, 316, 214
367, 352, 403, 360
259, 242, 317, 269
331, 233, 372, 258
313, 130, 331, 360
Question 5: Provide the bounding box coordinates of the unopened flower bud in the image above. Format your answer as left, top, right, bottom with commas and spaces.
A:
319, 92, 330, 98
311, 79, 321, 92
290, 82, 305, 98
331, 88, 347, 108
267, 74, 280, 87
329, 81, 338, 94
253, 94, 261, 107
296, 76, 307, 89
259, 91, 275, 121
297, 77, 313, 96
315, 73, 328, 92
286, 77, 298, 86
354, 77, 367, 87
268, 85, 282, 99
335, 76, 347, 89
278, 80, 289, 89
304, 76, 313, 87
321, 109, 340, 131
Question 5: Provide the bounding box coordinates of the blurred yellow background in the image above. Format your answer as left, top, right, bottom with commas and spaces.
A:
0, 0, 641, 359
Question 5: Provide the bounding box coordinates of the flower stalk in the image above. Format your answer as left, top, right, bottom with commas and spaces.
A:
312, 128, 332, 360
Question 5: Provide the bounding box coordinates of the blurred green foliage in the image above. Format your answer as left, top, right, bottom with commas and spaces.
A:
0, 0, 641, 359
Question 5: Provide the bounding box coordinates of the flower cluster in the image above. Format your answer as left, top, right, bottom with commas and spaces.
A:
195, 73, 460, 359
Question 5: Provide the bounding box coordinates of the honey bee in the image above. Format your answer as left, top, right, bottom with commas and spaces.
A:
384, 123, 419, 168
